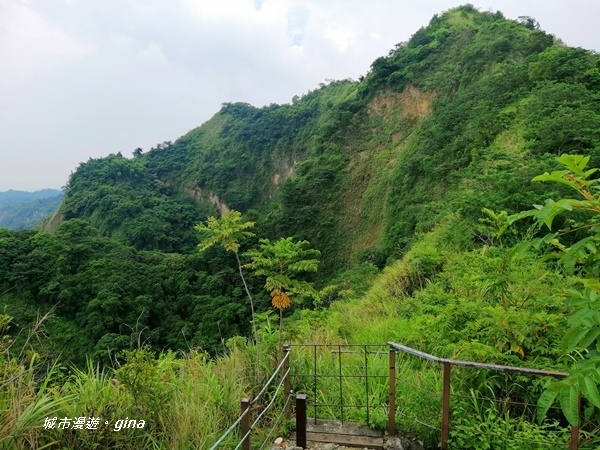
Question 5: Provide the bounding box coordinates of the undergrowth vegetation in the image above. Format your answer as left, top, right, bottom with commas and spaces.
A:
1, 316, 259, 449
2, 212, 588, 448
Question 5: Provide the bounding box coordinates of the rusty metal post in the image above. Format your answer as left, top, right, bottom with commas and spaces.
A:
338, 344, 344, 423
283, 345, 291, 420
364, 345, 370, 426
388, 347, 396, 436
441, 362, 451, 450
570, 393, 581, 450
313, 344, 317, 423
241, 398, 251, 450
296, 394, 307, 449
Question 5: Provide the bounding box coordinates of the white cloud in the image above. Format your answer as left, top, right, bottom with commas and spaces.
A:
180, 0, 279, 24
323, 25, 357, 53
137, 42, 169, 67
0, 0, 92, 74
287, 6, 309, 46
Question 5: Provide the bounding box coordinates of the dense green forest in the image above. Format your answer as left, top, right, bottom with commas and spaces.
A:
3, 5, 600, 448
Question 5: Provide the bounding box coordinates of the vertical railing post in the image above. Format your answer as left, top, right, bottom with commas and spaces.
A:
338, 344, 344, 423
241, 398, 251, 450
283, 344, 291, 420
296, 394, 307, 449
441, 362, 451, 450
388, 346, 396, 437
364, 345, 370, 426
570, 393, 581, 450
313, 344, 317, 423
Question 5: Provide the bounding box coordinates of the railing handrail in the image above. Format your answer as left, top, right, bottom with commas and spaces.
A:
252, 349, 290, 403
208, 406, 250, 450
211, 342, 572, 450
209, 348, 291, 450
388, 342, 569, 378
287, 343, 386, 347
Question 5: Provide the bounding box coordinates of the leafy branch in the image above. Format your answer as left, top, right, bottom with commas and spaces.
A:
508, 154, 600, 425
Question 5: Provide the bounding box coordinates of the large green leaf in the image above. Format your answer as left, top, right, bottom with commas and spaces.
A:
533, 171, 581, 191
561, 237, 594, 273
581, 373, 600, 408
562, 327, 590, 352
559, 384, 580, 426
570, 308, 600, 327
556, 154, 592, 178
577, 278, 600, 293
578, 327, 600, 350
537, 387, 559, 423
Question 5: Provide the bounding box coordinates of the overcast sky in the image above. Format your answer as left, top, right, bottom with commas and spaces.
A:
1, 0, 599, 191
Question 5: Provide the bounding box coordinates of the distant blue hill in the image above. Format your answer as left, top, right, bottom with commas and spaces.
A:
0, 189, 64, 230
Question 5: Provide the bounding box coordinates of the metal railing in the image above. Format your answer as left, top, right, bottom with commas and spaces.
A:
210, 342, 592, 450
387, 342, 577, 450
209, 348, 293, 450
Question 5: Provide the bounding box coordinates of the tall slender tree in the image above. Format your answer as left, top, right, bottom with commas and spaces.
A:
195, 211, 260, 352
244, 237, 320, 350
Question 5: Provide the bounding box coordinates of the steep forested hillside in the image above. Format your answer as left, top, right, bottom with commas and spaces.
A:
2, 4, 597, 360
50, 6, 600, 275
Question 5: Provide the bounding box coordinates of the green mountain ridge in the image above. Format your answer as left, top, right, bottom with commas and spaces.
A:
0, 189, 62, 208
51, 5, 600, 276
4, 5, 600, 448
4, 2, 593, 360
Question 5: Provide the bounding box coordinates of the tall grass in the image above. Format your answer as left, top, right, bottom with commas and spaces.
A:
0, 319, 265, 449
1, 313, 75, 450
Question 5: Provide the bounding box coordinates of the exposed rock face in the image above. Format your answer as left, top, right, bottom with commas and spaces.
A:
367, 85, 435, 121
189, 187, 230, 215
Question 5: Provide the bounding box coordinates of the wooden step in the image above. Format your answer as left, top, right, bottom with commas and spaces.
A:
291, 419, 384, 450
305, 431, 383, 449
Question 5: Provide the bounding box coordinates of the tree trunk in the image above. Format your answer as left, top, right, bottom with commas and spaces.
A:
235, 252, 261, 381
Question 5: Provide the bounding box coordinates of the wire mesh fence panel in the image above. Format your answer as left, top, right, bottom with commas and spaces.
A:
287, 344, 389, 426
393, 351, 443, 448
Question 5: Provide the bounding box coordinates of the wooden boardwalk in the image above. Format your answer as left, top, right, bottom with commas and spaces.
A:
291, 419, 384, 450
